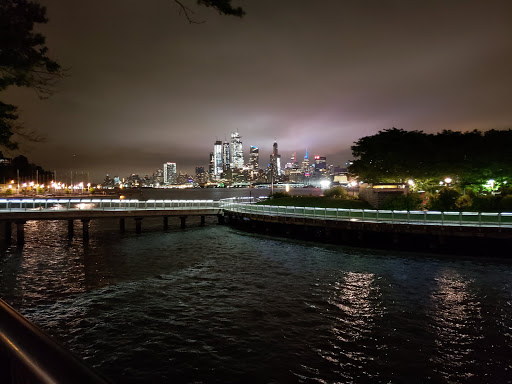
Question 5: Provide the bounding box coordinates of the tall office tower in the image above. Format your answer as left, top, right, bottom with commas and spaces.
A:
230, 131, 244, 170
209, 152, 214, 178
269, 140, 281, 178
222, 141, 231, 171
163, 162, 177, 185
213, 140, 223, 178
302, 148, 310, 174
314, 156, 327, 173
249, 146, 259, 171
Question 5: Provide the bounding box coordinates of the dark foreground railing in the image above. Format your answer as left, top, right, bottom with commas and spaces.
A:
0, 298, 107, 383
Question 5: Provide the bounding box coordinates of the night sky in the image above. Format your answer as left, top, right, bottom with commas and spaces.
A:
5, 0, 512, 182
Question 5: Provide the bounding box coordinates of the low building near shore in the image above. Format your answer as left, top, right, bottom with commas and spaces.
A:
358, 183, 409, 208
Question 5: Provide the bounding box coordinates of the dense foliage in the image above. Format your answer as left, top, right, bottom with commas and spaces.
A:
380, 193, 423, 211
0, 152, 53, 182
0, 0, 63, 149
349, 128, 512, 191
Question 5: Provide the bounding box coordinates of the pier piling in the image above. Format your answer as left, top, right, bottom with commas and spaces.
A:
15, 221, 25, 245
135, 218, 142, 234
81, 219, 90, 242
67, 220, 74, 238
180, 216, 187, 229
3, 221, 12, 244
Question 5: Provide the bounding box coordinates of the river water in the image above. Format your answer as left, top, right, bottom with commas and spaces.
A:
0, 189, 511, 383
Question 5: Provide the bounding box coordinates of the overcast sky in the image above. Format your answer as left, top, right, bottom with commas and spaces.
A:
5, 0, 512, 182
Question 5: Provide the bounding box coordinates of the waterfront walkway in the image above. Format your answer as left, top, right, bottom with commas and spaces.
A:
1, 198, 511, 250
0, 198, 223, 244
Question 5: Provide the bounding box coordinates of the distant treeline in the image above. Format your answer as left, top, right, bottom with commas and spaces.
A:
349, 128, 512, 189
0, 153, 53, 184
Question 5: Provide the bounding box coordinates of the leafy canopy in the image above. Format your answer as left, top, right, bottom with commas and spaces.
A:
349, 128, 512, 189
0, 0, 62, 149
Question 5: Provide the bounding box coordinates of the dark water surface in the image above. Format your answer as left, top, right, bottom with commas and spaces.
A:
1, 190, 511, 383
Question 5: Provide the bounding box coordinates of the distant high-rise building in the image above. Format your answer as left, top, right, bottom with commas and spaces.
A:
314, 156, 327, 173
209, 152, 214, 178
222, 141, 231, 171
230, 131, 244, 170
269, 140, 282, 178
213, 140, 223, 179
163, 162, 177, 185
249, 146, 259, 171
302, 148, 310, 174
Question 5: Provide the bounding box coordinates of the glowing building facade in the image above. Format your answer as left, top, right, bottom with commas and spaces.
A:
163, 162, 177, 185
230, 132, 244, 170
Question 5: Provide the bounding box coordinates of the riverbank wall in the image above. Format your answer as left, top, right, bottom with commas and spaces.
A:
224, 211, 511, 256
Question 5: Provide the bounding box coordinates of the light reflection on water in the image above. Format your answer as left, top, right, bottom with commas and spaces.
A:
430, 270, 482, 382
323, 272, 384, 382
0, 218, 511, 383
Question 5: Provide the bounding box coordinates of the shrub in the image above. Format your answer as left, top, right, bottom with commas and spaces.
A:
4, 188, 13, 195
269, 192, 291, 199
471, 195, 500, 212
323, 186, 348, 199
500, 195, 512, 212
427, 188, 461, 211
380, 192, 423, 211
455, 195, 472, 210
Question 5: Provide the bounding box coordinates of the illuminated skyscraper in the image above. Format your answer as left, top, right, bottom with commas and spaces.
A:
209, 152, 214, 178
270, 140, 282, 177
163, 162, 177, 185
222, 141, 231, 171
230, 131, 244, 170
314, 156, 327, 173
213, 140, 223, 179
249, 146, 259, 171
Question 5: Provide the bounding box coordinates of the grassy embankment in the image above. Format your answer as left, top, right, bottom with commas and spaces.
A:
257, 195, 372, 209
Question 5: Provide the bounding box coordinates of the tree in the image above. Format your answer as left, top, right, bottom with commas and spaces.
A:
349, 128, 512, 190
175, 0, 245, 23
0, 0, 245, 150
0, 0, 62, 149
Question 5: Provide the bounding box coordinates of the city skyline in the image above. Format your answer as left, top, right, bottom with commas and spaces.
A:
3, 0, 512, 181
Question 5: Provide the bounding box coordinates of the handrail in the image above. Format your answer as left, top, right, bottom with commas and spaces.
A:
222, 202, 512, 228
0, 199, 221, 213
0, 298, 107, 383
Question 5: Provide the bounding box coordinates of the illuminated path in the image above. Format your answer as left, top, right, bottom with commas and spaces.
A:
0, 198, 223, 245
221, 201, 512, 255
1, 198, 511, 253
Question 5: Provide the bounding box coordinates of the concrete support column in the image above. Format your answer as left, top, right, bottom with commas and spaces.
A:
68, 220, 74, 238
16, 221, 25, 245
180, 216, 187, 229
163, 216, 169, 230
4, 221, 12, 243
135, 218, 142, 234
120, 218, 125, 233
81, 219, 90, 242
200, 216, 205, 227
217, 214, 225, 224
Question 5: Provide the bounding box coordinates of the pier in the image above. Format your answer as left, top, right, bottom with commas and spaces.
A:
0, 198, 223, 245
222, 201, 512, 255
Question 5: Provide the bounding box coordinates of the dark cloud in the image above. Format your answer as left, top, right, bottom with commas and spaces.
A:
5, 0, 512, 181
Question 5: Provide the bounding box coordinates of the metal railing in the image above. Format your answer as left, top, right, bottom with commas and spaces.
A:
0, 198, 220, 212
221, 201, 512, 228
0, 298, 107, 383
